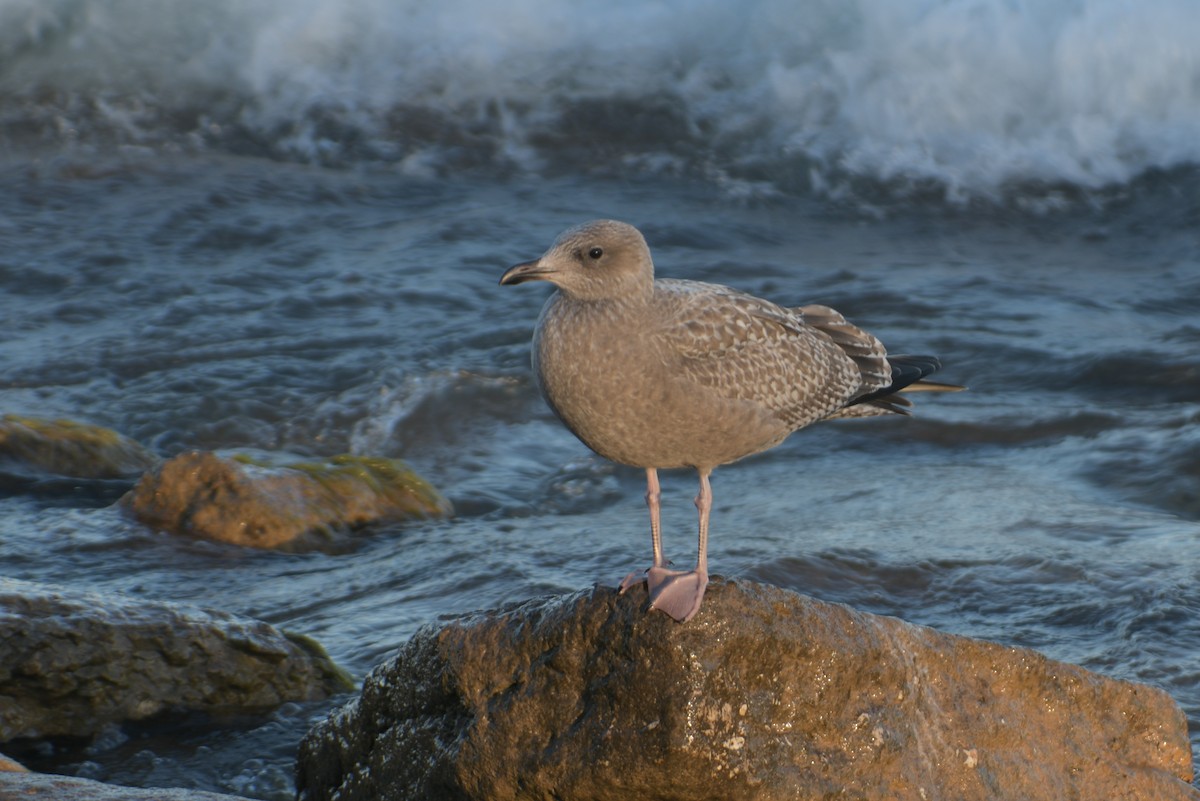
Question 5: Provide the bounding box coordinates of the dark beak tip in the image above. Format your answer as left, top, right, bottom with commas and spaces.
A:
499, 260, 545, 286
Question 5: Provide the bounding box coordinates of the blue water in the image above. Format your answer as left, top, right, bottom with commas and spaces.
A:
1, 1, 1199, 797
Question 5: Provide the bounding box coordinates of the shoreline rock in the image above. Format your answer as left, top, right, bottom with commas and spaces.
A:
122, 450, 452, 550
0, 578, 353, 742
0, 772, 254, 800
296, 578, 1198, 801
0, 415, 158, 481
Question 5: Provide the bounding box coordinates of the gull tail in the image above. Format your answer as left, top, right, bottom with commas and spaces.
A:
830, 354, 965, 418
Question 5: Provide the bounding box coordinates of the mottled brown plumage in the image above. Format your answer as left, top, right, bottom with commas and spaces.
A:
501, 220, 959, 621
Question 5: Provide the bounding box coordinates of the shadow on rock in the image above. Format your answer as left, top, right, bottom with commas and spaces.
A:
0, 578, 353, 743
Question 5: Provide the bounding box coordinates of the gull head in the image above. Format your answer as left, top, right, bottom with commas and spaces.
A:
500, 219, 655, 301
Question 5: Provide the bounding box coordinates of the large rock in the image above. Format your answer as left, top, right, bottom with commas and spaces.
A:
0, 579, 353, 742
0, 415, 158, 480
296, 579, 1197, 801
123, 450, 452, 550
0, 772, 253, 800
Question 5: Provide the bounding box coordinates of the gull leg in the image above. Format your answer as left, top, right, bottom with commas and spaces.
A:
648, 468, 711, 622
620, 468, 662, 592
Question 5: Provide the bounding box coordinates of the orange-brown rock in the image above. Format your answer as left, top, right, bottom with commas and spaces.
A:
123, 450, 451, 550
296, 578, 1198, 801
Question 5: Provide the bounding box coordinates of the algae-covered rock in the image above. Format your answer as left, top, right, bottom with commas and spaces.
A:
0, 578, 354, 742
122, 450, 452, 550
296, 578, 1197, 801
0, 415, 158, 480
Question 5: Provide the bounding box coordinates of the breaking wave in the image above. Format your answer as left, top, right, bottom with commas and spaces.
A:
2, 0, 1199, 205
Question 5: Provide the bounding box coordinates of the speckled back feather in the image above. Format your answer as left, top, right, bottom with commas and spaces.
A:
653, 281, 874, 430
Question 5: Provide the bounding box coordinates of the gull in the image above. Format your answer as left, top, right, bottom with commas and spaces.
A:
500, 220, 961, 622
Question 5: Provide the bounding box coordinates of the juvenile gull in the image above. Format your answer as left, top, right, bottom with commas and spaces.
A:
500, 220, 961, 622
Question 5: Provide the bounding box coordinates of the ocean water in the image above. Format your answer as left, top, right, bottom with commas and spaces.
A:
1, 0, 1199, 797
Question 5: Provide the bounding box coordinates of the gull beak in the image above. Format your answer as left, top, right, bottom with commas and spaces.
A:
500, 259, 554, 286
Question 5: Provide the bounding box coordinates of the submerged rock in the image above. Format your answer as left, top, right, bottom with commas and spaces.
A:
0, 415, 158, 480
0, 752, 26, 772
0, 578, 353, 742
296, 578, 1197, 801
123, 450, 452, 550
0, 772, 254, 800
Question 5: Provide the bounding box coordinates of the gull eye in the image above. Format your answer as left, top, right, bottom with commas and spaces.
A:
587, 247, 603, 260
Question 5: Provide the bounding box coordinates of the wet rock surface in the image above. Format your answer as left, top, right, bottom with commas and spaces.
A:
122, 450, 452, 550
296, 578, 1197, 801
0, 772, 254, 800
0, 415, 158, 481
0, 578, 352, 742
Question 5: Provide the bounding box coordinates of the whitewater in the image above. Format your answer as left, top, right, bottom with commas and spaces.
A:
2, 0, 1199, 202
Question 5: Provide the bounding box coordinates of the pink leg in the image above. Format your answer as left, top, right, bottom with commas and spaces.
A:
647, 468, 711, 622
694, 469, 710, 577
619, 468, 663, 592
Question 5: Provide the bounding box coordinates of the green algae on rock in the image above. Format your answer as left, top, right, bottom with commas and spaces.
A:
122, 450, 452, 550
0, 414, 159, 480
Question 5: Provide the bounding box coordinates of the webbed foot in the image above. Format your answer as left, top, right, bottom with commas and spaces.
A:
647, 566, 709, 622
618, 569, 648, 593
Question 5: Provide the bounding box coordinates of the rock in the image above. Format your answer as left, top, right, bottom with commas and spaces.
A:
0, 772, 253, 800
296, 579, 1198, 801
0, 415, 158, 480
122, 450, 453, 550
0, 578, 354, 742
0, 753, 25, 772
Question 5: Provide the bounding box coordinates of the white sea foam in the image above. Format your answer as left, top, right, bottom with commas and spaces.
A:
1, 0, 1198, 201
